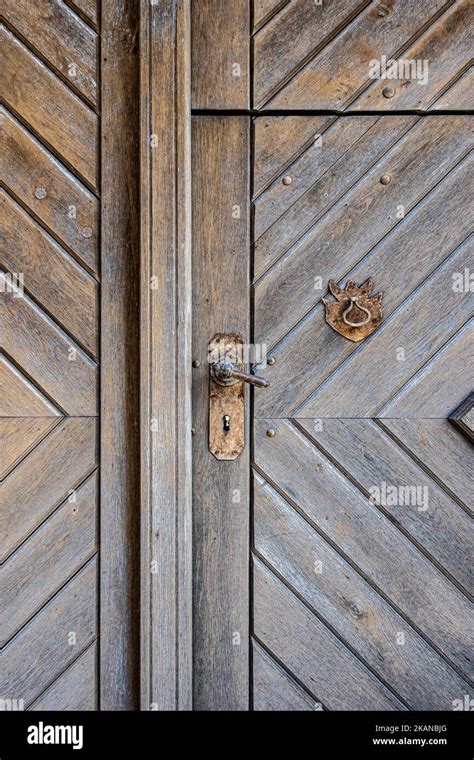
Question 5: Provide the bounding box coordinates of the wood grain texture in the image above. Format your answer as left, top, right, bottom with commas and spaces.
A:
29, 643, 97, 711
0, 26, 98, 186
192, 116, 250, 710
191, 0, 249, 108
254, 559, 402, 710
0, 111, 98, 275
0, 417, 97, 562
0, 418, 59, 479
67, 0, 98, 28
254, 419, 473, 679
253, 641, 317, 711
0, 472, 97, 645
2, 0, 98, 105
254, 476, 471, 709
140, 0, 192, 711
1, 275, 98, 416
2, 192, 98, 356
0, 558, 97, 707
0, 355, 61, 417
253, 0, 290, 32
100, 0, 140, 711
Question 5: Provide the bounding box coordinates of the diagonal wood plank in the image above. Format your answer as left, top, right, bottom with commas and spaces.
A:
296, 419, 473, 591
253, 0, 369, 109
0, 472, 97, 645
2, 0, 98, 105
0, 418, 59, 480
255, 155, 473, 417
380, 420, 473, 513
0, 354, 61, 417
431, 66, 474, 110
380, 321, 474, 418
254, 558, 403, 710
265, 0, 450, 109
0, 558, 97, 706
254, 115, 415, 278
0, 111, 98, 274
299, 239, 471, 417
0, 417, 97, 561
0, 27, 97, 186
254, 419, 473, 678
254, 115, 471, 349
66, 0, 98, 29
352, 1, 474, 111
253, 0, 290, 33
28, 642, 97, 711
253, 641, 318, 711
1, 275, 98, 416
254, 475, 472, 709
2, 192, 98, 356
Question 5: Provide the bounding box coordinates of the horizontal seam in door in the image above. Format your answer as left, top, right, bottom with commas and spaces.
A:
252, 462, 472, 684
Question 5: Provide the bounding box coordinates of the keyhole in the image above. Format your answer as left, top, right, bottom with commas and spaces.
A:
223, 414, 231, 432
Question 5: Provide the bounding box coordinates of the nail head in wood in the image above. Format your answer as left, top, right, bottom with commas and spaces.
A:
380, 174, 391, 185
382, 86, 395, 98
266, 428, 276, 438
282, 175, 292, 186
192, 359, 201, 368
35, 187, 47, 199
267, 356, 276, 365
81, 226, 93, 238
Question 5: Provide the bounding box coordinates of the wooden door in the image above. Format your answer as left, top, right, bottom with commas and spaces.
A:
191, 0, 473, 710
0, 0, 140, 710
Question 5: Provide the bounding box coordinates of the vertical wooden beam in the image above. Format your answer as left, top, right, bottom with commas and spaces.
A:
192, 116, 250, 710
140, 0, 193, 710
191, 0, 250, 109
101, 0, 140, 710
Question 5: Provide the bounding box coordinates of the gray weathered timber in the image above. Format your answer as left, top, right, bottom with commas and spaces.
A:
253, 641, 317, 711
100, 0, 140, 710
140, 0, 193, 711
29, 644, 97, 711
192, 116, 250, 710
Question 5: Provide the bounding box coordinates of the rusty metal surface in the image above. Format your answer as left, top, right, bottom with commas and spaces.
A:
208, 333, 245, 460
323, 278, 383, 342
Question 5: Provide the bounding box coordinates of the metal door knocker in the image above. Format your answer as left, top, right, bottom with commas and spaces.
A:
323, 278, 383, 342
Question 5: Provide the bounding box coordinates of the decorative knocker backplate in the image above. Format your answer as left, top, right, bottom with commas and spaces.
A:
323, 278, 383, 342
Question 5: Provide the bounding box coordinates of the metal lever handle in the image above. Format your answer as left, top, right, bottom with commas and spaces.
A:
211, 361, 269, 388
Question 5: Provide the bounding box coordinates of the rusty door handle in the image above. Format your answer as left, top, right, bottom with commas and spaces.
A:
211, 361, 269, 388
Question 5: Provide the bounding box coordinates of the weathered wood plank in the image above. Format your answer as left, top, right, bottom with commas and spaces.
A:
431, 67, 474, 110
29, 643, 97, 711
140, 0, 192, 712
254, 559, 402, 710
192, 116, 250, 710
297, 419, 473, 591
254, 419, 473, 678
254, 116, 414, 276
301, 239, 471, 417
0, 472, 97, 645
100, 0, 140, 711
254, 475, 471, 709
380, 420, 473, 513
253, 0, 290, 32
253, 0, 368, 108
0, 355, 61, 417
255, 149, 472, 417
67, 0, 98, 28
254, 115, 378, 239
353, 0, 473, 111
2, 0, 98, 105
1, 276, 97, 416
253, 641, 317, 711
255, 116, 471, 349
0, 558, 97, 707
267, 0, 448, 109
380, 322, 473, 418
191, 0, 249, 108
0, 418, 97, 561
253, 115, 334, 198
0, 418, 59, 480
2, 193, 98, 357
0, 111, 98, 274
0, 27, 97, 186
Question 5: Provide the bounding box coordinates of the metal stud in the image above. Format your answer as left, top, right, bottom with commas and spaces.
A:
266, 428, 276, 438
267, 356, 276, 366
382, 86, 395, 99
81, 226, 93, 238
380, 174, 391, 185
282, 176, 292, 186
192, 359, 201, 368
35, 187, 47, 200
